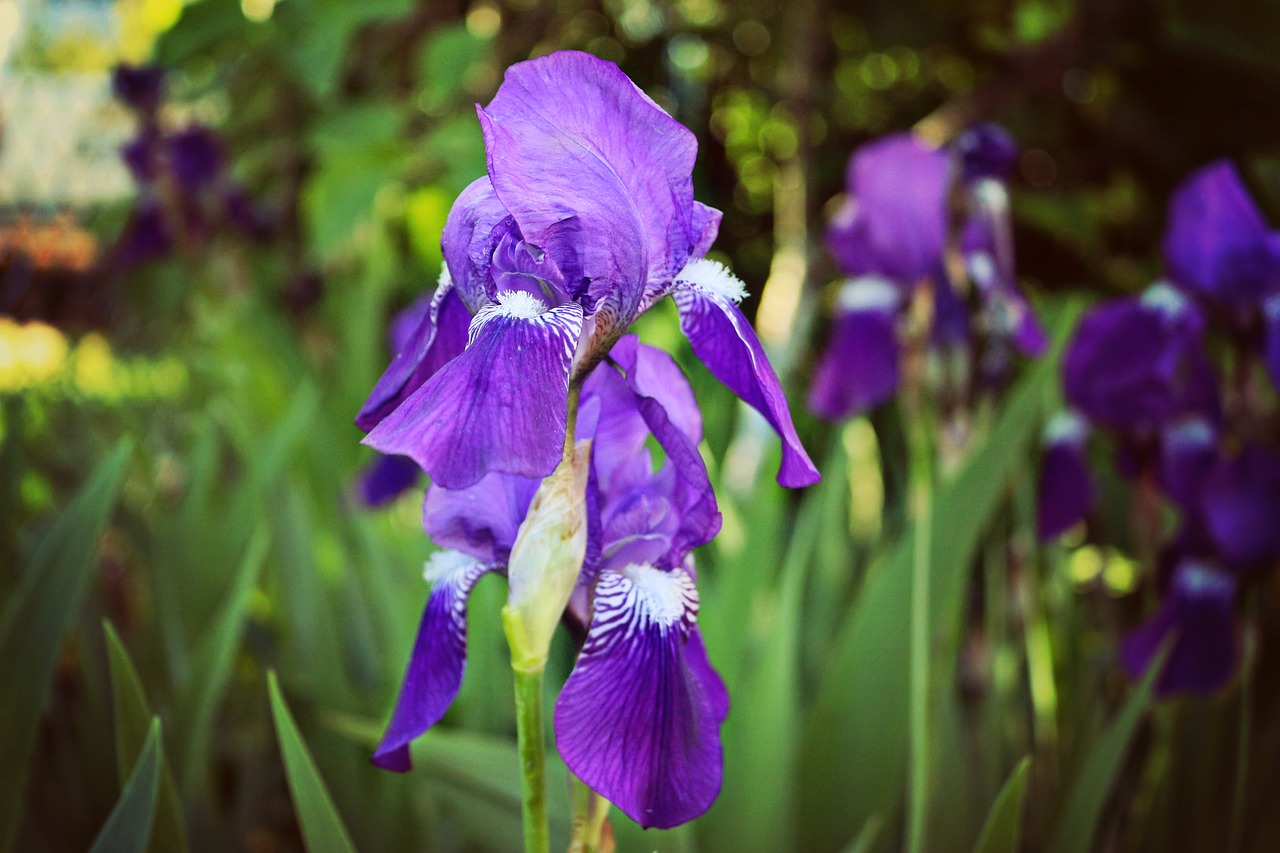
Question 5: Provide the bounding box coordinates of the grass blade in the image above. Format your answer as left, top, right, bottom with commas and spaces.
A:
268, 673, 358, 853
104, 622, 189, 853
0, 441, 131, 850
973, 757, 1031, 853
89, 718, 164, 853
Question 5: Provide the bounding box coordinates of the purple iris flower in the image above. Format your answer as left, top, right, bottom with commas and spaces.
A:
807, 278, 901, 419
1158, 416, 1218, 511
112, 64, 165, 115
1036, 411, 1094, 540
825, 133, 950, 283
1120, 559, 1238, 695
1201, 444, 1280, 572
373, 336, 727, 829
1062, 283, 1217, 432
956, 123, 1018, 181
116, 200, 172, 268
1162, 160, 1280, 307
357, 51, 817, 490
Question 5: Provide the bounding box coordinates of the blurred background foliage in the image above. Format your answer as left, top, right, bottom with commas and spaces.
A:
2, 0, 1280, 850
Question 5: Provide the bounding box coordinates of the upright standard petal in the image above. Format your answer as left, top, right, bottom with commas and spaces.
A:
808, 278, 902, 420
441, 177, 515, 313
480, 51, 705, 296
356, 278, 472, 433
1119, 560, 1237, 696
364, 297, 584, 489
1036, 412, 1095, 541
826, 133, 950, 282
373, 552, 496, 771
554, 565, 723, 829
672, 260, 820, 487
1162, 160, 1280, 305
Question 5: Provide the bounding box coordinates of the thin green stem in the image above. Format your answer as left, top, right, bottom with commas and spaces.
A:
568, 774, 612, 853
513, 667, 550, 853
1228, 590, 1258, 853
904, 398, 934, 853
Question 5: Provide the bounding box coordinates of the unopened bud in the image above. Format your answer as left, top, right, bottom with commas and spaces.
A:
503, 440, 591, 672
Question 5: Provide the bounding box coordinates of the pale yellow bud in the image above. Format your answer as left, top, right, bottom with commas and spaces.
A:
503, 440, 591, 673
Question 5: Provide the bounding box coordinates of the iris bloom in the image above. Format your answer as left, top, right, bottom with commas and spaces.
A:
374, 336, 727, 829
810, 124, 1043, 420
358, 50, 818, 831
358, 51, 818, 491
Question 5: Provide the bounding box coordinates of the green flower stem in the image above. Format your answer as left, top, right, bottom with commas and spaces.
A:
513, 665, 550, 853
568, 774, 613, 853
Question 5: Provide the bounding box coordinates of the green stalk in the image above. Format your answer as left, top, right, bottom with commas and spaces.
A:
907, 471, 932, 853
513, 666, 550, 853
568, 774, 612, 853
1228, 590, 1258, 853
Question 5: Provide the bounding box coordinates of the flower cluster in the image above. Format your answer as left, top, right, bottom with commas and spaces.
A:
1041, 160, 1280, 695
111, 65, 272, 268
356, 51, 818, 829
809, 124, 1045, 420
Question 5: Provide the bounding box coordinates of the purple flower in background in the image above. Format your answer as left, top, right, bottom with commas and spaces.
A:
807, 278, 901, 419
1162, 160, 1280, 307
1036, 412, 1094, 540
116, 201, 172, 268
373, 336, 727, 828
956, 123, 1018, 181
1159, 416, 1218, 511
112, 64, 165, 115
1201, 444, 1280, 572
167, 126, 224, 191
357, 454, 422, 508
359, 51, 817, 490
1120, 560, 1237, 695
1062, 284, 1216, 432
825, 133, 950, 283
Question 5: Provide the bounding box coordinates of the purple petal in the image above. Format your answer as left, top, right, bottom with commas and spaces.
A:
554, 566, 723, 829
441, 177, 517, 313
808, 278, 901, 421
1162, 160, 1280, 305
112, 64, 165, 114
388, 293, 435, 356
374, 553, 496, 770
609, 335, 703, 444
422, 472, 540, 564
364, 297, 583, 489
1036, 412, 1094, 540
1120, 560, 1237, 696
358, 453, 422, 508
116, 201, 171, 267
955, 123, 1018, 182
1159, 416, 1218, 511
673, 264, 820, 487
1201, 444, 1280, 570
479, 51, 707, 305
167, 126, 223, 191
826, 133, 950, 282
355, 279, 471, 433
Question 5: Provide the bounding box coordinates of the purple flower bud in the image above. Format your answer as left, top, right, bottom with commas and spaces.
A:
112, 64, 165, 114
1120, 560, 1237, 696
167, 126, 223, 191
1162, 160, 1280, 306
955, 122, 1019, 182
1036, 412, 1094, 540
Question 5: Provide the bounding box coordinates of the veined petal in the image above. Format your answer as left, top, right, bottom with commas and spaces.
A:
423, 472, 540, 564
373, 552, 497, 771
808, 278, 901, 420
610, 335, 702, 444
554, 565, 723, 829
673, 262, 820, 487
356, 278, 471, 433
364, 298, 584, 489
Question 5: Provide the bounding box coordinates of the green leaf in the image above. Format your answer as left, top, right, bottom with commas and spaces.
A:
268, 673, 358, 853
973, 757, 1031, 853
797, 300, 1082, 851
1046, 647, 1165, 853
175, 528, 270, 794
104, 623, 189, 853
89, 719, 164, 853
0, 441, 131, 851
